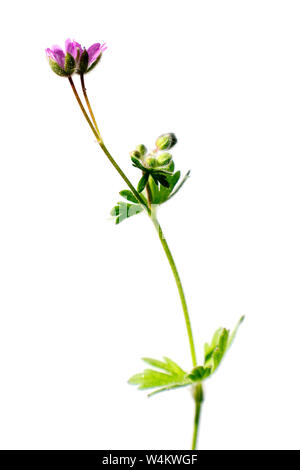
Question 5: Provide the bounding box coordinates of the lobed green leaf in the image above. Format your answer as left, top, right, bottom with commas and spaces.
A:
119, 190, 139, 204
137, 174, 149, 193
128, 356, 189, 396
110, 201, 143, 224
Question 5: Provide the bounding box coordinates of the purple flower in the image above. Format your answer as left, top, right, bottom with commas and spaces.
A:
46, 39, 107, 77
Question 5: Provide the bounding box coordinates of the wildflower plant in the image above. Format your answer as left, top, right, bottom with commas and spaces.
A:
46, 38, 244, 449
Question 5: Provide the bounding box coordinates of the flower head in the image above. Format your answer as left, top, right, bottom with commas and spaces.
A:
46, 39, 107, 77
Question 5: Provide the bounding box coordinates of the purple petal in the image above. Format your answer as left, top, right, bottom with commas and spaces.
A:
51, 45, 65, 69
87, 43, 101, 65
65, 38, 77, 59
100, 42, 108, 52
73, 41, 83, 54
45, 48, 54, 60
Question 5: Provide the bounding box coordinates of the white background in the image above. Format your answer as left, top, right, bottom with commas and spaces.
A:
0, 0, 299, 450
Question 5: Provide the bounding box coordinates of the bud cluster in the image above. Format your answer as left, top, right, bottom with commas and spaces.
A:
129, 134, 178, 193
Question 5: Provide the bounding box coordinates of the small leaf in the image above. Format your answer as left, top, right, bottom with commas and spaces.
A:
119, 190, 139, 204
128, 357, 189, 395
204, 327, 224, 363
142, 357, 172, 373
142, 357, 185, 376
228, 315, 245, 349
128, 369, 178, 389
203, 317, 244, 375
163, 357, 186, 376
156, 171, 181, 204
147, 383, 190, 397
137, 173, 149, 192
168, 170, 191, 201
111, 201, 143, 224
205, 328, 229, 372
148, 176, 160, 204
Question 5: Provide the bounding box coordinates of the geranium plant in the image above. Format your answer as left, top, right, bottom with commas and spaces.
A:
46, 38, 244, 450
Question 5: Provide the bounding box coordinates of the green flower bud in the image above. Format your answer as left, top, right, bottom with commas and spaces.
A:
155, 133, 177, 151
130, 150, 141, 159
144, 156, 158, 168
157, 152, 172, 166
136, 144, 147, 156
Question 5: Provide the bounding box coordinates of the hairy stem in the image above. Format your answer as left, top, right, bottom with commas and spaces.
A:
146, 180, 197, 368
70, 76, 200, 448
147, 180, 199, 449
80, 74, 101, 137
68, 77, 100, 142
68, 77, 149, 214
192, 394, 202, 449
191, 384, 203, 450
151, 213, 197, 367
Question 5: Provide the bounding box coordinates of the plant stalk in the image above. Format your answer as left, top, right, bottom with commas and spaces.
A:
70, 75, 200, 448
191, 384, 203, 450
80, 74, 101, 137
68, 77, 149, 214
150, 211, 197, 368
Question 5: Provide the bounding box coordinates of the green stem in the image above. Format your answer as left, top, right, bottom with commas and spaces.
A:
147, 182, 199, 449
68, 77, 100, 142
99, 140, 150, 215
80, 73, 101, 137
70, 76, 200, 447
150, 209, 197, 368
68, 77, 150, 214
192, 402, 201, 450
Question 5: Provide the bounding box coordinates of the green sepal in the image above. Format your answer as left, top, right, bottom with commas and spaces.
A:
137, 173, 149, 192
131, 156, 144, 170
48, 59, 68, 77
78, 49, 89, 74
64, 53, 76, 75
86, 53, 102, 73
